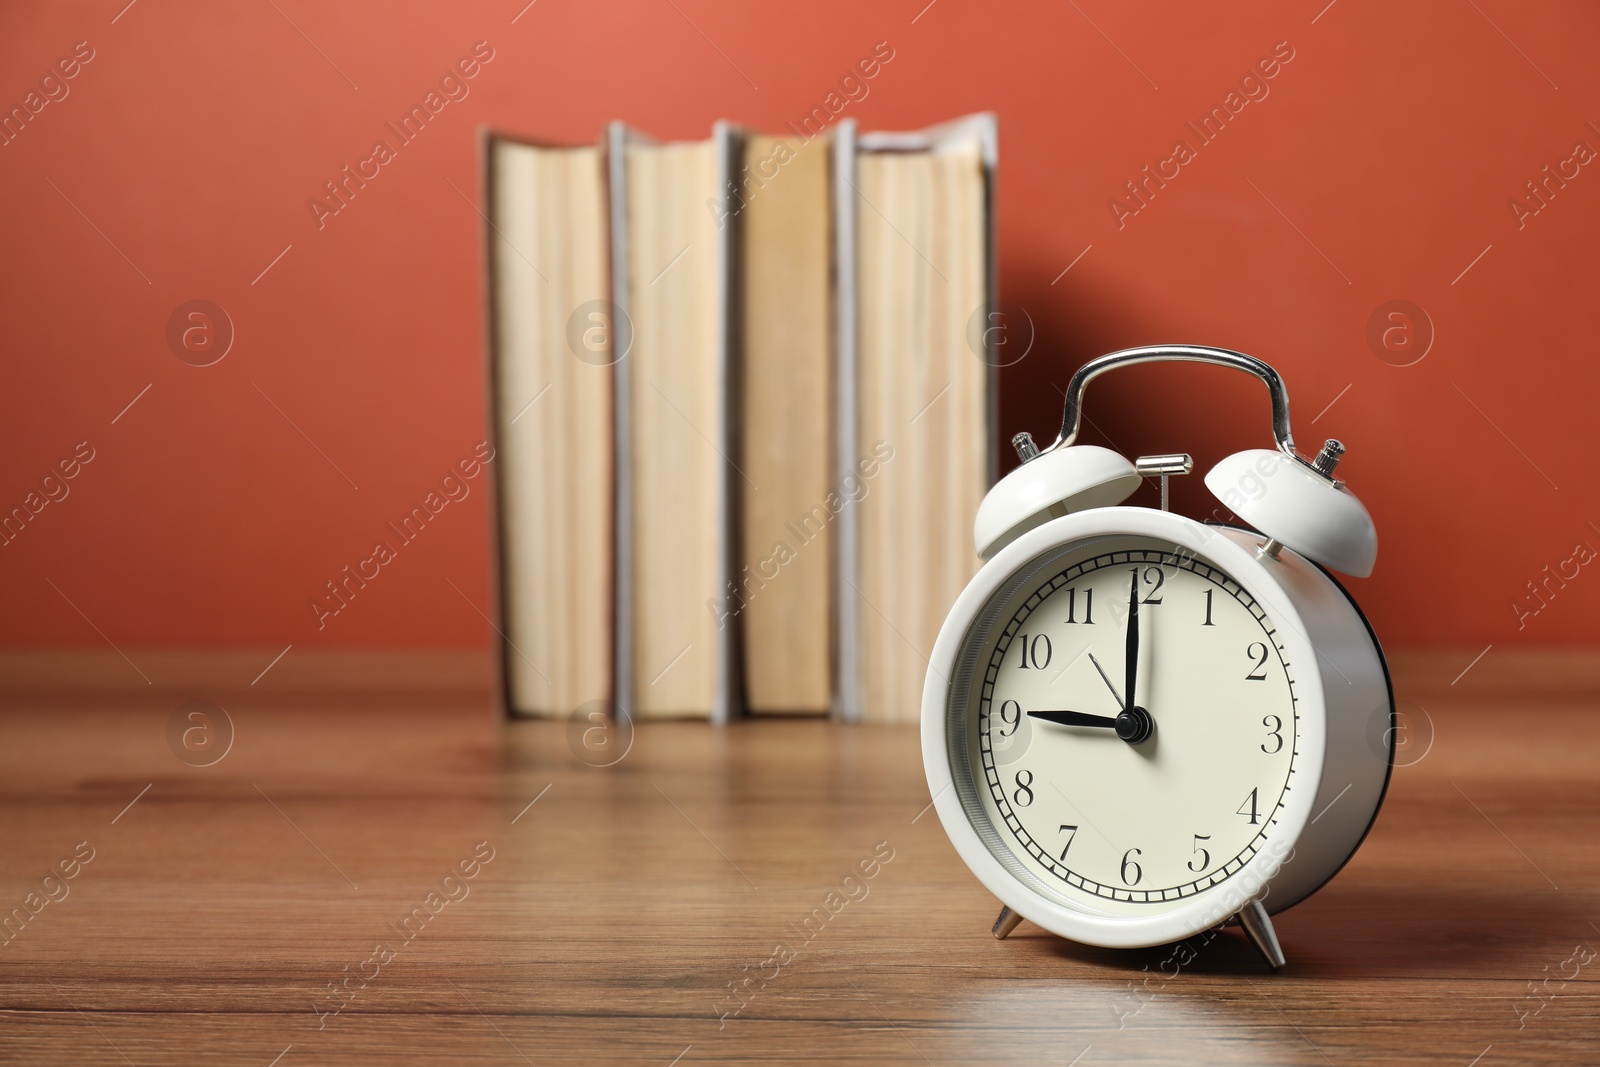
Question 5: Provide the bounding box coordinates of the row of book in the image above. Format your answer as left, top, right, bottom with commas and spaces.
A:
480, 113, 998, 723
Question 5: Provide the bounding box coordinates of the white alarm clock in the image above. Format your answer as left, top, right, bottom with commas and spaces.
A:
921, 345, 1393, 969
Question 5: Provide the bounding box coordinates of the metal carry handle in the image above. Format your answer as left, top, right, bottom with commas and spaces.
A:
1042, 344, 1298, 459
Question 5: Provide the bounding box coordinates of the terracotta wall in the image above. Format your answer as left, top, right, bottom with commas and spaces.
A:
1, 0, 1596, 655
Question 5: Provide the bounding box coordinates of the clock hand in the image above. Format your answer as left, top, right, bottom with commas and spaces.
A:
1027, 707, 1154, 744
1087, 653, 1125, 710
1125, 567, 1140, 714
1026, 709, 1119, 729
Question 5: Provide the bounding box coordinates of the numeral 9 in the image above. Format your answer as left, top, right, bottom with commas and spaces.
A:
997, 699, 1021, 738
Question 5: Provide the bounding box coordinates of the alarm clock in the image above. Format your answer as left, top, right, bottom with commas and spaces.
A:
920, 344, 1393, 969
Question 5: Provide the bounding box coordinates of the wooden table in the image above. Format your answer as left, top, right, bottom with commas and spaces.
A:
0, 650, 1595, 1065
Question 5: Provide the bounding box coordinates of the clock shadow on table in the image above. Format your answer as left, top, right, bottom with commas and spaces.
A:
1027, 924, 1266, 976
1021, 879, 1581, 978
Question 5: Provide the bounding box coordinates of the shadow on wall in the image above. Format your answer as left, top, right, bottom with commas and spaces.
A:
997, 250, 1296, 524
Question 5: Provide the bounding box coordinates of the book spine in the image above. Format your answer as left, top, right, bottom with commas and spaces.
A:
712, 121, 745, 726
479, 131, 518, 719
977, 115, 1001, 489
606, 121, 635, 726
831, 119, 862, 725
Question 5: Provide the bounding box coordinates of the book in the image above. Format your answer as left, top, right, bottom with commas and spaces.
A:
609, 122, 741, 721
482, 114, 996, 725
481, 131, 614, 719
732, 133, 835, 715
833, 114, 998, 725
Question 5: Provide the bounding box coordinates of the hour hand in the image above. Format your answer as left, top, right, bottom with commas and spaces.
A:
1027, 707, 1155, 745
1026, 709, 1119, 729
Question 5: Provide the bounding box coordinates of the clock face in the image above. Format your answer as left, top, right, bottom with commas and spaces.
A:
952, 534, 1299, 917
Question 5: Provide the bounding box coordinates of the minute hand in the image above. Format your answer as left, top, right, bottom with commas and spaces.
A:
1125, 567, 1140, 712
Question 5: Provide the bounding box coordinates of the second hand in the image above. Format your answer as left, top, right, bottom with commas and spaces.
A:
1087, 652, 1125, 710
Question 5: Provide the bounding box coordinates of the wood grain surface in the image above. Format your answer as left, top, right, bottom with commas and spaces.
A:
0, 650, 1595, 1065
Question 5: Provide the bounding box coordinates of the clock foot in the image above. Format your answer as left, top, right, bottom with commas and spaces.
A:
992, 905, 1023, 940
1237, 900, 1286, 970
